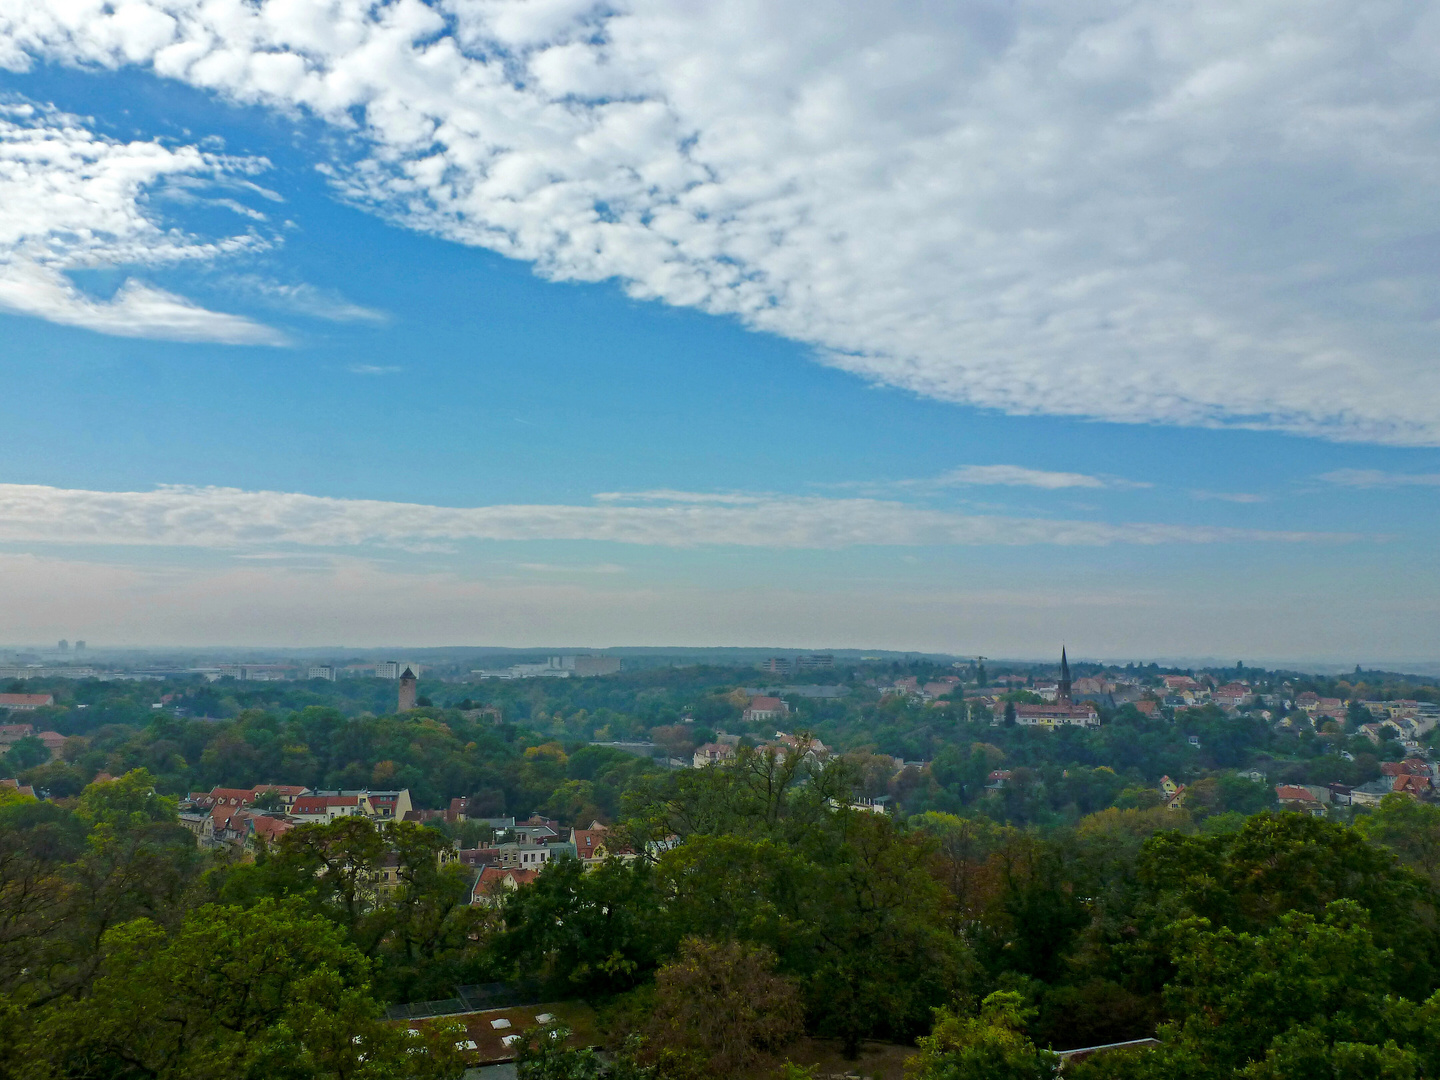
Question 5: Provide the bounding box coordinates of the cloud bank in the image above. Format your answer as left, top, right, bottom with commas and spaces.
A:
0, 482, 1356, 551
0, 102, 285, 343
5, 1, 1440, 441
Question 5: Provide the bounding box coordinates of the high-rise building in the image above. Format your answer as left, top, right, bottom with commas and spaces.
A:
57, 640, 69, 652
74, 641, 86, 652
375, 661, 400, 680
398, 667, 418, 712
307, 665, 336, 681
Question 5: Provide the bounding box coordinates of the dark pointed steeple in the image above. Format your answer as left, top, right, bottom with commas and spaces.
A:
1058, 647, 1072, 706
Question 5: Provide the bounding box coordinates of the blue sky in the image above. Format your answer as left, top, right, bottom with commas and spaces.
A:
1, 1, 1439, 661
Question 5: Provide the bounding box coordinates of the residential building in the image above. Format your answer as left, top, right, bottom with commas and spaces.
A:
1275, 785, 1326, 816
1350, 778, 1398, 808
0, 694, 54, 711
35, 731, 65, 760
307, 665, 336, 681
1, 778, 36, 799
470, 866, 539, 907
290, 794, 363, 822
693, 742, 737, 768
1159, 775, 1186, 810
922, 677, 962, 699
0, 723, 35, 749
743, 695, 789, 723
1011, 703, 1100, 729
762, 654, 833, 675
477, 655, 619, 679
767, 731, 829, 762
1214, 683, 1253, 708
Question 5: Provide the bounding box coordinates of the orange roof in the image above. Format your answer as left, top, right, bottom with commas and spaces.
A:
0, 694, 53, 707
250, 816, 293, 840
1275, 785, 1317, 802
748, 696, 785, 710
573, 826, 608, 855
292, 795, 358, 813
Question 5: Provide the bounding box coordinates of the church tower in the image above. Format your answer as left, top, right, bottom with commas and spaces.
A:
398, 667, 417, 712
1058, 647, 1072, 707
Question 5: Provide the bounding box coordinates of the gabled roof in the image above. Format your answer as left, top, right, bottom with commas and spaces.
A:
1275, 785, 1318, 802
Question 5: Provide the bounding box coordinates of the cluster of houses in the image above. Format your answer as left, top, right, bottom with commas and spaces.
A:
691, 724, 832, 769
0, 718, 66, 761
178, 784, 416, 847
1275, 756, 1439, 815
174, 783, 649, 909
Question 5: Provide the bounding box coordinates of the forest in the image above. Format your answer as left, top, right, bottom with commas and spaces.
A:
6, 746, 1440, 1078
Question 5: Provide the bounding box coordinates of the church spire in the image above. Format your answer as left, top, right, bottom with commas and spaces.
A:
1059, 646, 1072, 706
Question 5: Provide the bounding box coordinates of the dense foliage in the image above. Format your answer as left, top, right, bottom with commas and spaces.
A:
5, 660, 1440, 1078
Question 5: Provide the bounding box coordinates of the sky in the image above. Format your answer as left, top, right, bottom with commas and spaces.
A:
0, 0, 1438, 662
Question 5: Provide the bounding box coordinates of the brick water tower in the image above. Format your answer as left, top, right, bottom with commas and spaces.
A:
398, 667, 417, 712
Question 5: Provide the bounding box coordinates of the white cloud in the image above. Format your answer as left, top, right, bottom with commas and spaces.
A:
348, 364, 403, 374
0, 102, 285, 342
5, 1, 1440, 440
1192, 490, 1269, 503
226, 276, 387, 322
0, 267, 287, 343
0, 481, 1356, 550
1320, 469, 1440, 488
924, 466, 1110, 490
594, 489, 767, 505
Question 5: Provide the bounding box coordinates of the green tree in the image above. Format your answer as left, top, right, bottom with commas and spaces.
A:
1356, 794, 1440, 886
20, 898, 452, 1080
642, 937, 803, 1075
908, 990, 1057, 1080
3, 736, 50, 774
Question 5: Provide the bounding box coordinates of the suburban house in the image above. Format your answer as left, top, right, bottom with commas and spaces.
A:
470, 866, 539, 907
288, 789, 414, 823
290, 794, 363, 822
1275, 785, 1326, 816
986, 770, 1012, 791
1213, 683, 1253, 708
693, 742, 738, 768
1158, 775, 1187, 810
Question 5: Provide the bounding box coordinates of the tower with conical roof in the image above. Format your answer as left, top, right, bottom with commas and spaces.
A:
1058, 647, 1072, 706
398, 667, 417, 712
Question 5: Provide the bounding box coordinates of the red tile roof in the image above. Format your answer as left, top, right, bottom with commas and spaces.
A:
0, 694, 54, 708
